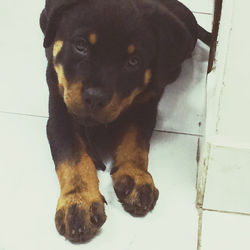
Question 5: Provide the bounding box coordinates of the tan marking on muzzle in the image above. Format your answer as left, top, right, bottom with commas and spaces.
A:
101, 88, 142, 122
54, 63, 84, 110
134, 90, 157, 104
144, 69, 152, 85
89, 32, 97, 45
128, 44, 135, 54
53, 40, 64, 58
64, 83, 84, 110
54, 64, 68, 89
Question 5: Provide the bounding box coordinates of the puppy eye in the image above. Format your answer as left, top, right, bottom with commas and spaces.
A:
74, 38, 88, 54
125, 56, 141, 71
128, 56, 140, 67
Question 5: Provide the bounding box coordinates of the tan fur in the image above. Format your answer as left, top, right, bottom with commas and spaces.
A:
56, 153, 101, 207
53, 40, 64, 58
53, 41, 83, 109
53, 61, 143, 121
134, 90, 157, 104
54, 64, 68, 89
144, 69, 152, 85
127, 44, 135, 54
54, 59, 144, 122
112, 125, 157, 206
89, 32, 97, 45
54, 63, 84, 111
56, 151, 102, 231
64, 82, 84, 112
115, 125, 148, 170
100, 88, 143, 123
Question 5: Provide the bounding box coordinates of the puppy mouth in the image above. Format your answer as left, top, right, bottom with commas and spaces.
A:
81, 119, 100, 127
70, 108, 120, 126
71, 113, 102, 127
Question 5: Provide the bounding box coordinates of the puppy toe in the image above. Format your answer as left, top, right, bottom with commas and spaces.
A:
90, 202, 107, 227
114, 175, 135, 200
55, 199, 106, 243
124, 184, 159, 217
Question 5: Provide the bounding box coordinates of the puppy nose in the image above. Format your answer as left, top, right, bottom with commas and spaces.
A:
82, 88, 110, 110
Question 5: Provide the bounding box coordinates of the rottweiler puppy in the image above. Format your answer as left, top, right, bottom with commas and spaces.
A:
40, 0, 211, 243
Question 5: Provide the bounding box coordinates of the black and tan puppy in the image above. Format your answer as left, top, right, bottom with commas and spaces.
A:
40, 0, 211, 243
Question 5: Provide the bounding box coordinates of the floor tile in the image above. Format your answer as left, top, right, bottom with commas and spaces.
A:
200, 211, 250, 250
156, 41, 209, 135
193, 13, 213, 32
181, 0, 214, 14
155, 13, 211, 135
0, 0, 48, 116
203, 145, 250, 214
0, 113, 199, 250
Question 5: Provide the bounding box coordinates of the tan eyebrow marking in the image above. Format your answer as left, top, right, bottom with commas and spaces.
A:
53, 40, 64, 58
144, 69, 152, 85
88, 32, 97, 45
128, 44, 136, 54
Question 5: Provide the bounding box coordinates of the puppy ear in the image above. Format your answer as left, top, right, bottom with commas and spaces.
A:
141, 1, 195, 86
42, 0, 80, 48
40, 9, 48, 34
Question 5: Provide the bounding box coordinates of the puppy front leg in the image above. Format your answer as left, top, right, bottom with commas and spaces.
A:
111, 101, 159, 216
47, 93, 106, 243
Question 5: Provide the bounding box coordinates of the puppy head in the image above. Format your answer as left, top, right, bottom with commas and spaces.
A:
42, 0, 194, 126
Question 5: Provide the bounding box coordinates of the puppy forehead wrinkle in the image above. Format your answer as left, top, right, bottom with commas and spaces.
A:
53, 40, 64, 58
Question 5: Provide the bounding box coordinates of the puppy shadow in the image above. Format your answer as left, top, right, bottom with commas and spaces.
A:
156, 41, 210, 131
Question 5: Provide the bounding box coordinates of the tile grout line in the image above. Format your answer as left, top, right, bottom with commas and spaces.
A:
197, 207, 250, 249
0, 110, 48, 119
154, 129, 203, 137
0, 111, 204, 137
202, 208, 250, 217
192, 11, 213, 16
197, 207, 203, 250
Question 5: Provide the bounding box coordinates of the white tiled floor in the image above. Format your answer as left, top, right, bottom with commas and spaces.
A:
181, 0, 214, 14
200, 211, 250, 250
203, 146, 250, 214
6, 1, 250, 250
0, 114, 200, 250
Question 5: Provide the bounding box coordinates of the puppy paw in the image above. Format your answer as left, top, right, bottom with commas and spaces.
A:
112, 166, 159, 216
55, 195, 106, 243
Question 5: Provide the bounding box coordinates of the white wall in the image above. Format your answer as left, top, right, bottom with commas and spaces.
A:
198, 0, 250, 214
